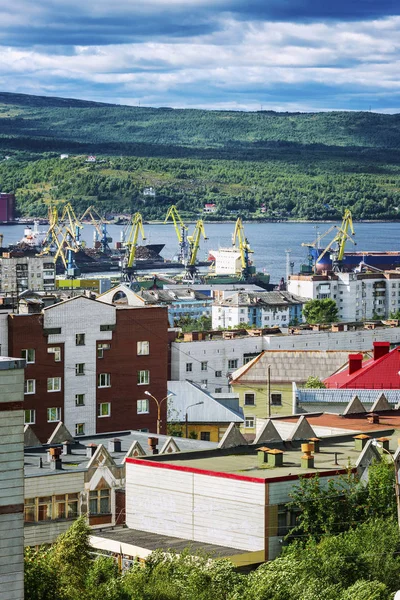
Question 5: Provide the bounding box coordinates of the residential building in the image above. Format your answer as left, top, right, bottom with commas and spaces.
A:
98, 284, 212, 327
170, 324, 400, 394
8, 295, 169, 441
323, 341, 400, 389
230, 350, 350, 434
143, 187, 156, 197
295, 386, 400, 414
288, 270, 400, 322
125, 413, 395, 562
0, 192, 15, 222
0, 356, 25, 600
203, 203, 217, 213
167, 380, 243, 442
0, 255, 55, 293
212, 291, 308, 330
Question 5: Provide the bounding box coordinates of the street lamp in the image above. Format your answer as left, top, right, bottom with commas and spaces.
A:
185, 401, 204, 438
371, 439, 400, 530
144, 391, 173, 435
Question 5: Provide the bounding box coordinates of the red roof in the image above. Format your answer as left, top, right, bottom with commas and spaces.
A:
324, 343, 400, 389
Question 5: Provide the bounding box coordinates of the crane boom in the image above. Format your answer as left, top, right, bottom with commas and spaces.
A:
316, 209, 356, 269
164, 205, 189, 264
232, 217, 253, 272
187, 219, 207, 266
124, 213, 146, 269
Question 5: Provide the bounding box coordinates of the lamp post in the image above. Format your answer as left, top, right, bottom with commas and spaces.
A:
185, 401, 204, 438
372, 439, 400, 530
144, 391, 173, 435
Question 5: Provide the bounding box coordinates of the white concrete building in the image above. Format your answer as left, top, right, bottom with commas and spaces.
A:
0, 255, 55, 293
170, 325, 400, 393
288, 271, 400, 322
0, 356, 25, 600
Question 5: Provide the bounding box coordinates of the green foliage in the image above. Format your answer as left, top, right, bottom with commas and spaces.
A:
303, 298, 339, 324
304, 375, 326, 388
24, 546, 61, 600
174, 315, 212, 332
339, 580, 390, 600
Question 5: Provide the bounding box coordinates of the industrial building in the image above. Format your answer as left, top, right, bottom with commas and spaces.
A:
0, 193, 15, 222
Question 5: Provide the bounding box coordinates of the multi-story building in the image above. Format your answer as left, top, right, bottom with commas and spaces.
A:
0, 255, 55, 293
212, 291, 307, 330
0, 192, 15, 222
288, 270, 400, 322
7, 295, 169, 441
0, 356, 25, 600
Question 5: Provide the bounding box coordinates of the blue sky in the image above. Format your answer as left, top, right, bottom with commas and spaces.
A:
1, 0, 400, 112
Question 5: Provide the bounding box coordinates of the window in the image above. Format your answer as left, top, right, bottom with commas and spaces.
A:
47, 407, 61, 422
245, 416, 255, 428
98, 373, 111, 388
48, 346, 61, 362
97, 343, 110, 358
89, 489, 110, 515
100, 324, 115, 332
215, 371, 222, 378
215, 387, 222, 393
24, 379, 35, 395
228, 359, 238, 370
186, 363, 193, 372
201, 379, 208, 387
38, 497, 53, 522
75, 394, 85, 406
75, 423, 85, 436
75, 363, 85, 376
47, 377, 61, 392
98, 402, 111, 417
137, 341, 150, 355
137, 399, 149, 414
24, 409, 35, 424
271, 393, 282, 406
201, 361, 208, 371
55, 493, 78, 520
21, 348, 35, 363
243, 353, 259, 364
137, 370, 150, 385
200, 432, 211, 441
75, 333, 85, 346
43, 327, 61, 335
24, 498, 36, 523
244, 393, 255, 406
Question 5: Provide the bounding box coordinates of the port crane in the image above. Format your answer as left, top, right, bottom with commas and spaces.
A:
80, 206, 112, 253
121, 212, 146, 284
39, 203, 83, 278
164, 205, 189, 265
301, 209, 356, 272
232, 217, 254, 280
182, 219, 208, 283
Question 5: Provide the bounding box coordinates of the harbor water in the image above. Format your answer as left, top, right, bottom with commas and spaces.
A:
3, 221, 399, 284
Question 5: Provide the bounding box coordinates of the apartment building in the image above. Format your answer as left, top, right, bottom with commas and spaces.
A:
0, 255, 55, 293
288, 270, 400, 321
7, 295, 169, 441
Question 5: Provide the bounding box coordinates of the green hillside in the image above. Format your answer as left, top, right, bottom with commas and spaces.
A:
1, 91, 400, 220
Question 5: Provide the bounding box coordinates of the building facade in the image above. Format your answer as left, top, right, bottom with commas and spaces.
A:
8, 295, 169, 441
212, 291, 307, 330
0, 193, 15, 222
288, 271, 400, 322
0, 255, 55, 293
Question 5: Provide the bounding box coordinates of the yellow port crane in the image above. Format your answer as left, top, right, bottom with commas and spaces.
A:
182, 219, 207, 282
232, 217, 254, 279
39, 203, 83, 277
121, 212, 146, 283
316, 209, 356, 271
164, 205, 189, 264
80, 205, 112, 253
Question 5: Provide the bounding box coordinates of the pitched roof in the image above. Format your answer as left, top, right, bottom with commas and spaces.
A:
324, 346, 400, 389
231, 350, 350, 384
167, 381, 243, 423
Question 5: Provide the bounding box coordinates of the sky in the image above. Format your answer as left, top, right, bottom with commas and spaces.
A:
1, 0, 400, 112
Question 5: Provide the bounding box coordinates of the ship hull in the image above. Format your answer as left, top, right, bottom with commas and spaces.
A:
311, 248, 400, 273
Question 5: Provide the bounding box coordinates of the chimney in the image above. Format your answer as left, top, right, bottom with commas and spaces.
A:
376, 437, 390, 452
301, 443, 314, 469
353, 434, 370, 451
373, 341, 390, 361
257, 446, 270, 466
62, 440, 72, 455
348, 353, 363, 375
266, 449, 284, 467
148, 437, 159, 455
48, 446, 62, 470
86, 443, 97, 458
366, 412, 380, 424
308, 437, 321, 453
108, 438, 122, 453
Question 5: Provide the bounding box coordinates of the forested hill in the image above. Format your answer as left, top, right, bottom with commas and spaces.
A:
1, 91, 400, 221
1, 91, 400, 151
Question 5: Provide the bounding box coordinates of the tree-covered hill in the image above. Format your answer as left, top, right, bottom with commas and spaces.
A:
1, 91, 400, 220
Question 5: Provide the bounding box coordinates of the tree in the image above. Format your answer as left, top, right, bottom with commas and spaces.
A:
304, 376, 326, 388
303, 298, 338, 324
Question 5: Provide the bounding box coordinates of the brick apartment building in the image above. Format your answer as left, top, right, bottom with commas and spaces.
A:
0, 192, 15, 222
7, 295, 169, 442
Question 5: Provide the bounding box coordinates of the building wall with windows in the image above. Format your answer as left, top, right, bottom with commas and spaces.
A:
0, 357, 25, 600
0, 256, 55, 293
8, 296, 169, 441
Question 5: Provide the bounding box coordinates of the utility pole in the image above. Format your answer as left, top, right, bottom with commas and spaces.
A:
267, 364, 271, 418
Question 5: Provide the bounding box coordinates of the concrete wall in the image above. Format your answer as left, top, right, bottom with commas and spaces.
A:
126, 461, 266, 552
0, 360, 25, 600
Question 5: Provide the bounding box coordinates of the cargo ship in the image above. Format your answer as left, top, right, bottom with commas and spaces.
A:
309, 247, 400, 274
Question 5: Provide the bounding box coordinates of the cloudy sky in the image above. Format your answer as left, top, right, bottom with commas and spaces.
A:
1, 0, 400, 112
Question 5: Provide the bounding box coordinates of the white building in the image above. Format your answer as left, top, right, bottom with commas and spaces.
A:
288, 271, 400, 322
170, 325, 400, 393
0, 356, 25, 600
0, 255, 55, 293
209, 248, 242, 275
212, 291, 307, 330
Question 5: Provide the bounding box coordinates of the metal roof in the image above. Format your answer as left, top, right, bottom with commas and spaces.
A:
168, 380, 244, 423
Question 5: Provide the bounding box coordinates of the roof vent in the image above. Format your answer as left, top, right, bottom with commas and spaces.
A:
348, 354, 363, 375
266, 448, 284, 467
366, 412, 380, 424
86, 443, 97, 458
108, 438, 122, 453
353, 434, 370, 451
373, 341, 390, 361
